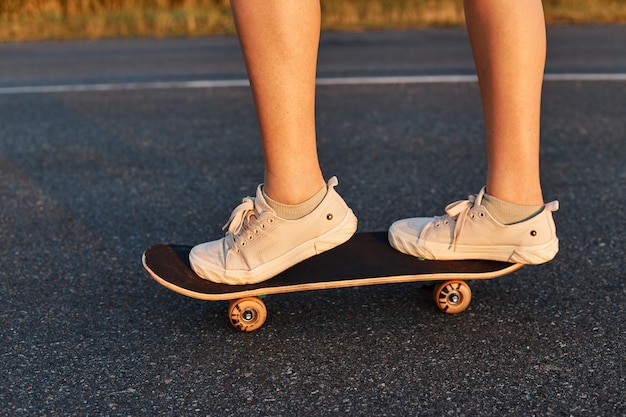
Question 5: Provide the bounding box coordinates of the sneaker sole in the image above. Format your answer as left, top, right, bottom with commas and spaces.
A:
389, 226, 559, 265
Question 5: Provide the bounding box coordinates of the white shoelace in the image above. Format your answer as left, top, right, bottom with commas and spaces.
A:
434, 193, 479, 251
222, 197, 256, 251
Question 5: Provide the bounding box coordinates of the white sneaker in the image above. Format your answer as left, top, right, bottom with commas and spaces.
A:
189, 177, 357, 285
388, 187, 559, 264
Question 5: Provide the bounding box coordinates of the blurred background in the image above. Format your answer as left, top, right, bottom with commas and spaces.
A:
1, 0, 625, 42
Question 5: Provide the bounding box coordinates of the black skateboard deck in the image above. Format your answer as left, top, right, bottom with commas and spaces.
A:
143, 232, 523, 331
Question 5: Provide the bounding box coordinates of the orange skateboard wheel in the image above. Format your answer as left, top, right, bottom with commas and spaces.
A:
228, 296, 268, 332
433, 280, 472, 314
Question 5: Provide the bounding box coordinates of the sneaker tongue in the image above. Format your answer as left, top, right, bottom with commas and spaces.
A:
254, 184, 275, 215
475, 186, 486, 205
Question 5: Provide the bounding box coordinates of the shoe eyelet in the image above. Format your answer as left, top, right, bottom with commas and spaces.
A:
241, 241, 246, 247
479, 212, 485, 218
248, 235, 254, 240
327, 213, 333, 221
268, 218, 274, 224
530, 230, 537, 237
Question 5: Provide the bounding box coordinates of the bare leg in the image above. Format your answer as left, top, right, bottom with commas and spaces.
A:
189, 0, 357, 284
464, 0, 546, 205
389, 0, 558, 263
231, 0, 325, 204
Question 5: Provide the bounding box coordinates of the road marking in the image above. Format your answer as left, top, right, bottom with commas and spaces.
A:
543, 73, 626, 81
1, 73, 624, 95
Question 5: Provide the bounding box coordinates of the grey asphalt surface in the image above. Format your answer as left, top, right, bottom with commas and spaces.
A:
1, 25, 625, 416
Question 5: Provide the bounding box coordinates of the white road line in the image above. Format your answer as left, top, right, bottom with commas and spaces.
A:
0, 79, 250, 94
315, 75, 479, 85
0, 73, 624, 95
543, 73, 626, 81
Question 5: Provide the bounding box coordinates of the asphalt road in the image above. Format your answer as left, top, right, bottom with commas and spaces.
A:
1, 25, 625, 416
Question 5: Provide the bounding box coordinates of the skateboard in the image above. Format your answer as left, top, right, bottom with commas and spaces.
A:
142, 232, 523, 332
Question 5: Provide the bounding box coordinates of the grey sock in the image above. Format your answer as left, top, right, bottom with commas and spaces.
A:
482, 193, 544, 225
263, 185, 327, 220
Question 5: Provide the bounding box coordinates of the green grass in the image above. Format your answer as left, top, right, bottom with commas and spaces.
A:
1, 0, 625, 41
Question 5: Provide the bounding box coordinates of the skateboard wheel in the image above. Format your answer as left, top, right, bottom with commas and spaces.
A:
433, 280, 472, 314
228, 297, 267, 332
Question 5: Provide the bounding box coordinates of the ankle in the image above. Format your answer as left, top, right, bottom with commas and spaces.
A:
262, 171, 326, 205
